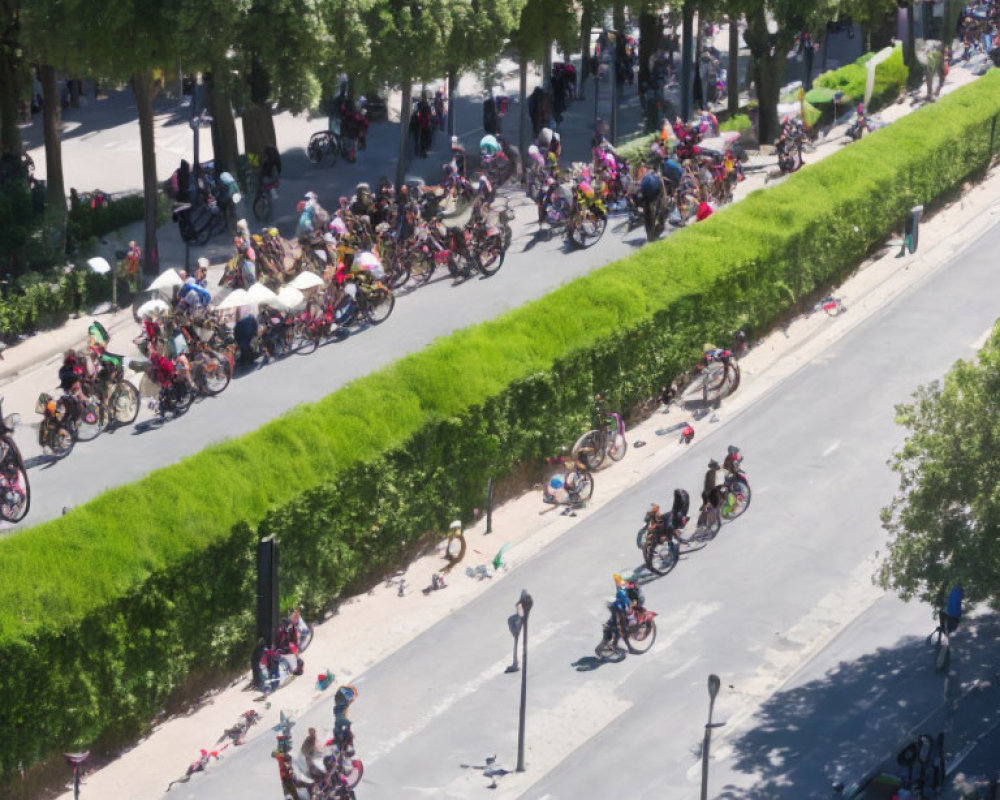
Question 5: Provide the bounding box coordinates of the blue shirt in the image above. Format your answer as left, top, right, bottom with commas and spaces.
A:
946, 585, 964, 619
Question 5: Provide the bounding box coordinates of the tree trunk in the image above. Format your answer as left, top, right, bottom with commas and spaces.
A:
542, 38, 552, 91
40, 64, 66, 256
132, 71, 160, 276
241, 103, 276, 160
518, 53, 528, 169
903, 3, 916, 72
727, 14, 740, 114
638, 10, 662, 93
447, 64, 456, 138
580, 3, 592, 86
0, 49, 22, 155
395, 77, 411, 189
820, 24, 829, 73
69, 78, 80, 108
744, 5, 788, 146
206, 67, 239, 177
803, 37, 815, 91
680, 0, 694, 121
612, 0, 625, 36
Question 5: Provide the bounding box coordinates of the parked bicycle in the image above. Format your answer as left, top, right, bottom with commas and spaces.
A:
542, 451, 595, 509
678, 347, 741, 407
571, 394, 627, 470
307, 130, 342, 167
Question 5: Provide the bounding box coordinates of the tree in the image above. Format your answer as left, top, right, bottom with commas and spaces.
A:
0, 0, 22, 155
879, 320, 1000, 610
86, 0, 183, 275
177, 0, 251, 177
442, 0, 522, 138
369, 0, 455, 187
735, 0, 836, 145
22, 0, 89, 255
840, 0, 896, 52
236, 0, 325, 159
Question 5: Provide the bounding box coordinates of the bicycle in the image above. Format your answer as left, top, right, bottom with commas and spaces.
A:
928, 612, 958, 672
571, 394, 627, 470
542, 452, 595, 509
307, 129, 342, 166
443, 519, 467, 565
64, 751, 89, 800
678, 347, 741, 408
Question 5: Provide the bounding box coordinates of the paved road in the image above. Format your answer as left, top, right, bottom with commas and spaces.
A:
163, 177, 1000, 799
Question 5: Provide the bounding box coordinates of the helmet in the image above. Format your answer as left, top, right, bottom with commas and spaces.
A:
479, 134, 500, 156
304, 191, 318, 201
356, 182, 371, 196
252, 234, 263, 245
268, 227, 279, 237
538, 127, 553, 147
708, 459, 720, 469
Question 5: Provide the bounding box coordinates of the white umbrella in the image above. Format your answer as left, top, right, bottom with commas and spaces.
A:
246, 282, 278, 305
87, 257, 111, 274
215, 288, 252, 310
289, 270, 325, 291
276, 286, 305, 310
136, 297, 171, 318
149, 268, 184, 291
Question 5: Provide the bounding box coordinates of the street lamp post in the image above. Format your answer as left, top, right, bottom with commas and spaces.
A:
700, 674, 725, 800
514, 589, 533, 772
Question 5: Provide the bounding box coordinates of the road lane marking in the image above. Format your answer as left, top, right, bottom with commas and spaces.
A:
823, 440, 841, 457
365, 620, 569, 764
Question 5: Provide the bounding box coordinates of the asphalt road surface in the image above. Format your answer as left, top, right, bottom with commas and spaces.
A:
13, 194, 651, 528
164, 178, 1000, 798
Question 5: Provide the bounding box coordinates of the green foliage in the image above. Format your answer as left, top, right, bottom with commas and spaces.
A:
720, 113, 752, 133
66, 193, 145, 248
3, 70, 1000, 786
0, 180, 47, 275
880, 319, 1000, 609
815, 46, 908, 112
0, 268, 93, 339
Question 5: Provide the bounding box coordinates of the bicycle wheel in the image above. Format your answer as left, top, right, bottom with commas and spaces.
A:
444, 531, 467, 563
0, 448, 29, 523
48, 426, 75, 459
268, 656, 293, 690
695, 506, 721, 539
196, 351, 231, 396
476, 238, 506, 277
74, 397, 105, 442
293, 321, 319, 355
720, 479, 751, 520
607, 428, 627, 462
362, 286, 395, 325
307, 132, 330, 164
341, 759, 364, 789
701, 362, 729, 404
595, 639, 627, 662
410, 254, 435, 286
643, 539, 678, 576
572, 471, 594, 503
109, 381, 140, 426
297, 623, 314, 653
387, 254, 411, 290
934, 637, 950, 672
572, 430, 606, 470
171, 384, 195, 415
626, 618, 656, 654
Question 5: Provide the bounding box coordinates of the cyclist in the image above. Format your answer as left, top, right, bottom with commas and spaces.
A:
702, 458, 724, 510
939, 583, 964, 636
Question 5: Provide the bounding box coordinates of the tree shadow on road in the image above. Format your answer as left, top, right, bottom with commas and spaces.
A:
716, 614, 1000, 799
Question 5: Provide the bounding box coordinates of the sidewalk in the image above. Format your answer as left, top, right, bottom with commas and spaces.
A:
46, 73, 1000, 800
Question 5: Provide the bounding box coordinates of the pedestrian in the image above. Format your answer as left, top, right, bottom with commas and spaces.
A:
528, 86, 543, 136
251, 638, 266, 690
482, 96, 498, 135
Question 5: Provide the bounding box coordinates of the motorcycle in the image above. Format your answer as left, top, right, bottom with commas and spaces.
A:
0, 398, 29, 522
636, 489, 691, 576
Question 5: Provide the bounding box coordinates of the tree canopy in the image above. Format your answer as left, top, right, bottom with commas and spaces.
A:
879, 320, 1000, 609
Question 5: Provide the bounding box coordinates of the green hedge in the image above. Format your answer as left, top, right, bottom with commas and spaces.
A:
814, 46, 909, 114
66, 192, 145, 246
2, 70, 1000, 788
